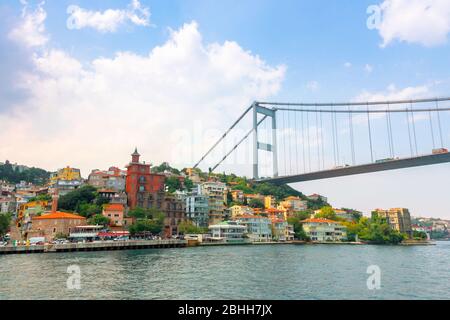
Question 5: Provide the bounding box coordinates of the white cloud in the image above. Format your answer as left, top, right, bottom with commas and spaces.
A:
354, 84, 430, 102
376, 0, 450, 47
364, 64, 373, 74
0, 15, 286, 175
9, 1, 48, 48
352, 84, 431, 123
344, 62, 352, 68
306, 80, 319, 92
66, 0, 151, 33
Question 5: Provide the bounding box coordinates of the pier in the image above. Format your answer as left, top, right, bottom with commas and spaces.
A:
0, 239, 188, 255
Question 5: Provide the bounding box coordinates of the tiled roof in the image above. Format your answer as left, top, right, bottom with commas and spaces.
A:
104, 203, 124, 211
301, 218, 341, 224
33, 212, 86, 220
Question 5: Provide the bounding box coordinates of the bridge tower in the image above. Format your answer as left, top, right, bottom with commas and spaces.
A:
253, 102, 278, 179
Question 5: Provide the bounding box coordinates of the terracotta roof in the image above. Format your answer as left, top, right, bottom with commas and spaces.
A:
104, 203, 124, 211
33, 211, 86, 220
301, 218, 341, 224
237, 215, 268, 219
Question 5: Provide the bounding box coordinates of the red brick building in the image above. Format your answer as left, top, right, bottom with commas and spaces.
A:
126, 148, 165, 210
125, 148, 186, 237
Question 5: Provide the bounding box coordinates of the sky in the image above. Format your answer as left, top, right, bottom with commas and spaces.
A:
0, 0, 450, 218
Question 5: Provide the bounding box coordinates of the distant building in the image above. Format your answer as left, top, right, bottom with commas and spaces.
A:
28, 211, 86, 242
17, 200, 51, 232
334, 209, 355, 222
301, 218, 347, 242
372, 208, 412, 238
236, 215, 272, 242
185, 185, 209, 227
264, 195, 276, 209
201, 181, 226, 225
208, 221, 247, 243
49, 166, 82, 195
229, 205, 254, 219
230, 189, 245, 203
279, 196, 308, 213
88, 167, 126, 192
0, 196, 16, 214
307, 194, 328, 203
102, 203, 126, 228
162, 194, 186, 236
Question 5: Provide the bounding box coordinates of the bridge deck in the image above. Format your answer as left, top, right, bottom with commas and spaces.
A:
257, 153, 450, 185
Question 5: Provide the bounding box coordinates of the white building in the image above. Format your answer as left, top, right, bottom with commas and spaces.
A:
302, 218, 347, 242
208, 221, 247, 243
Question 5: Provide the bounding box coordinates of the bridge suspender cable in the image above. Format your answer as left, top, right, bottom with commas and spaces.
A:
435, 99, 444, 148
320, 110, 325, 170
429, 108, 436, 150
348, 105, 356, 165
294, 109, 299, 174
406, 107, 414, 157
301, 111, 306, 174
193, 105, 253, 169
410, 102, 419, 155
210, 115, 268, 173
366, 103, 374, 163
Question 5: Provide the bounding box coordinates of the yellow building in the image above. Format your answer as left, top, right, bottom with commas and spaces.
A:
229, 205, 254, 219
51, 166, 81, 182
372, 208, 412, 237
264, 195, 276, 209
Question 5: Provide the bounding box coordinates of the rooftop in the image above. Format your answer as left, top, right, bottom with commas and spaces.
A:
33, 211, 86, 220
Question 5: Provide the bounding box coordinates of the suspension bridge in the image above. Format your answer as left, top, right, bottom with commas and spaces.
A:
194, 97, 450, 185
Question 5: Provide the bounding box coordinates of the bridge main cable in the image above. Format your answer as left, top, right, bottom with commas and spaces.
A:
257, 97, 450, 107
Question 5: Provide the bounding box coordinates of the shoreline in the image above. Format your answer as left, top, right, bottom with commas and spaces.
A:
0, 239, 437, 255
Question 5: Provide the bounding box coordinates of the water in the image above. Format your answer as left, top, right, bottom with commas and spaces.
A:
0, 242, 449, 300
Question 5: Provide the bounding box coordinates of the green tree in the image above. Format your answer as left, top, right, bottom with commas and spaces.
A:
248, 198, 265, 209
178, 221, 206, 234
58, 185, 98, 212
88, 214, 110, 227
77, 203, 102, 218
315, 206, 337, 220
165, 176, 182, 193
28, 193, 52, 203
0, 213, 12, 237
129, 219, 164, 235
184, 177, 194, 191
287, 212, 311, 241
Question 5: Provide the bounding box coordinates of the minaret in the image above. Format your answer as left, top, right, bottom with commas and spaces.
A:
51, 189, 59, 213
131, 147, 140, 163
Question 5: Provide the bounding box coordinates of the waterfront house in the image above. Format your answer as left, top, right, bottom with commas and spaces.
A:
272, 219, 294, 241
207, 221, 247, 243
301, 218, 347, 242
235, 215, 272, 242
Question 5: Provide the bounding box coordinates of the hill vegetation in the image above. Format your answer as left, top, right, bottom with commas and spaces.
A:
0, 162, 50, 185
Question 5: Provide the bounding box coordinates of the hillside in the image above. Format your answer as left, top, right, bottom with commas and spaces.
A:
0, 161, 50, 185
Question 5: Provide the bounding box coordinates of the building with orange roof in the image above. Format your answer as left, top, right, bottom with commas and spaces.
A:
29, 211, 86, 242
279, 196, 308, 213
102, 203, 126, 228
301, 218, 347, 242
23, 191, 87, 242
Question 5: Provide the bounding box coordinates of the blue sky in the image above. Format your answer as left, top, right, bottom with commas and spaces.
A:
0, 0, 449, 218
